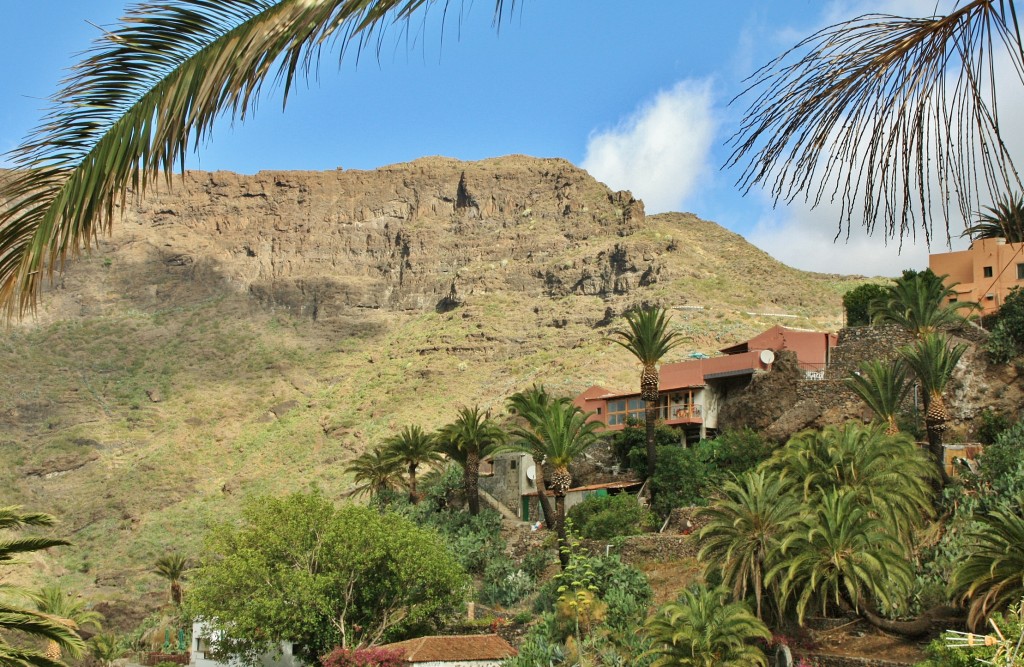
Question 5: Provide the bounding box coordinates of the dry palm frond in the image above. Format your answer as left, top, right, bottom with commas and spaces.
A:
0, 0, 514, 317
728, 0, 1024, 247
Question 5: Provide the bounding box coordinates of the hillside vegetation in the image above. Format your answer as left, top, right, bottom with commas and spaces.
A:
0, 156, 864, 616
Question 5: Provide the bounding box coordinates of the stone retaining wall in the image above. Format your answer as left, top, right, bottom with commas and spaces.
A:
802, 652, 917, 667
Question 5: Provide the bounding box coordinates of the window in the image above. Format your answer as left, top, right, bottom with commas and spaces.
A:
984, 266, 994, 278
986, 294, 996, 301
949, 297, 958, 303
510, 459, 517, 470
1018, 263, 1024, 280
606, 398, 644, 425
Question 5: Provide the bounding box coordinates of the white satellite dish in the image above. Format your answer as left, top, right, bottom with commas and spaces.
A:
759, 350, 776, 365
526, 465, 536, 481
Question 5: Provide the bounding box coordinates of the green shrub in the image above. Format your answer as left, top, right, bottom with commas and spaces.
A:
694, 428, 772, 476
977, 409, 1012, 445
917, 607, 1022, 666
610, 419, 681, 471
978, 419, 1024, 502
520, 548, 552, 581
567, 493, 651, 540
843, 283, 889, 326
649, 446, 712, 517
985, 286, 1024, 363
479, 557, 534, 608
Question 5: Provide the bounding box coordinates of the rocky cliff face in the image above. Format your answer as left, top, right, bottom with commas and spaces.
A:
97, 156, 654, 320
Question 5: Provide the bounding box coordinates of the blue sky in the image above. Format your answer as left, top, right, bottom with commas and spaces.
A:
0, 1, 979, 276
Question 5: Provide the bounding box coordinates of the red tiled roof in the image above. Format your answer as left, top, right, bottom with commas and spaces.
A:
378, 634, 517, 662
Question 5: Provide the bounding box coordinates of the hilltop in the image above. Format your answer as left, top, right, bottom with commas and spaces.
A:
0, 155, 864, 622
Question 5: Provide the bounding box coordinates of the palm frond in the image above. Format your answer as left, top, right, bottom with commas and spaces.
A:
0, 0, 514, 316
728, 1, 1024, 245
963, 191, 1024, 242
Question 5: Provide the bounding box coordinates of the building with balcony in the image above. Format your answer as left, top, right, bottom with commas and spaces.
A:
929, 237, 1024, 315
573, 325, 837, 442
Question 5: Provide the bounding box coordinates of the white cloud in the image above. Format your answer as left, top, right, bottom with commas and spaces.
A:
581, 80, 717, 214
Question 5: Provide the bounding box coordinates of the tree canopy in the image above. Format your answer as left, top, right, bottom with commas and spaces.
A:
185, 492, 467, 663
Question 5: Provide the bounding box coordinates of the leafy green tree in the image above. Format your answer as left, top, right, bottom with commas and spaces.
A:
437, 406, 505, 516
185, 492, 467, 661
698, 470, 800, 621
900, 333, 968, 480
844, 359, 912, 435
567, 493, 651, 541
609, 306, 683, 484
771, 489, 912, 625
343, 447, 406, 500
963, 192, 1024, 242
153, 554, 190, 607
609, 418, 681, 473
383, 425, 442, 504
842, 283, 889, 327
951, 498, 1024, 630
506, 385, 558, 530
0, 507, 84, 667
643, 584, 770, 667
985, 287, 1024, 363
977, 419, 1024, 503
871, 270, 978, 337
695, 428, 772, 477
30, 585, 103, 663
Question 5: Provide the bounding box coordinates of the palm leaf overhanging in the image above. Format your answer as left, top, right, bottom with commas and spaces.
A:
962, 191, 1024, 242
728, 1, 1024, 246
0, 0, 514, 316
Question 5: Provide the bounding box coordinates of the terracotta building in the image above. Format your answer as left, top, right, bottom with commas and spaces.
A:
929, 237, 1024, 315
573, 325, 837, 442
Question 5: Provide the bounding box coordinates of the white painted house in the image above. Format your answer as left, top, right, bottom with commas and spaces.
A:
190, 622, 302, 667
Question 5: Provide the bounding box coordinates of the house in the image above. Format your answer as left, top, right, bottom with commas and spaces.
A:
930, 237, 1024, 314
376, 634, 517, 666
574, 325, 838, 441
190, 622, 301, 667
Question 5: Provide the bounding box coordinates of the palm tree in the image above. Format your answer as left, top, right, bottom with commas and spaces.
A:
153, 554, 190, 607
729, 2, 1024, 247
697, 470, 800, 621
963, 192, 1024, 243
0, 506, 83, 667
870, 271, 978, 337
438, 406, 505, 516
30, 585, 104, 663
89, 633, 127, 667
343, 447, 406, 500
505, 385, 557, 530
765, 423, 936, 548
382, 425, 442, 504
900, 333, 968, 480
845, 359, 912, 435
512, 399, 600, 568
952, 499, 1024, 630
643, 584, 771, 667
770, 489, 912, 626
609, 306, 683, 482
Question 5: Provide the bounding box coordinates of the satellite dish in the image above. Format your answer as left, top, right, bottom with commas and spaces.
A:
526, 465, 536, 481
759, 350, 776, 365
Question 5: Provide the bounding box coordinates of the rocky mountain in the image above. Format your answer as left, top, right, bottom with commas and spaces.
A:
1, 155, 865, 623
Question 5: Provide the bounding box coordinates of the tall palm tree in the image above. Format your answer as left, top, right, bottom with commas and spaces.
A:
438, 406, 505, 516
30, 585, 104, 663
382, 425, 442, 504
844, 359, 912, 435
609, 306, 683, 482
0, 506, 83, 667
951, 499, 1024, 630
342, 446, 406, 500
512, 399, 600, 568
153, 554, 190, 607
963, 192, 1024, 243
770, 489, 912, 626
729, 1, 1024, 247
870, 272, 978, 337
697, 470, 800, 621
643, 584, 770, 667
899, 333, 968, 479
505, 385, 557, 530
